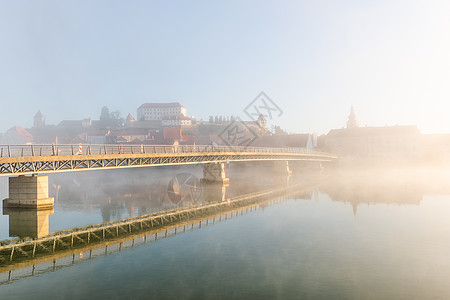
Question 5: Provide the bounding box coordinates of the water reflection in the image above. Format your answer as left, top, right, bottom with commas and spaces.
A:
0, 165, 311, 241
320, 167, 450, 215
5, 166, 450, 241
4, 167, 450, 298
202, 182, 229, 203
3, 207, 53, 239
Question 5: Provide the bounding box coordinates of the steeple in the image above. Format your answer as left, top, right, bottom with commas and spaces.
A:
256, 114, 267, 129
33, 111, 45, 128
346, 106, 359, 129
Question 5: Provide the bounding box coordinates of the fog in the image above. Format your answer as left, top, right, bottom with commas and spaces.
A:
2, 1, 450, 298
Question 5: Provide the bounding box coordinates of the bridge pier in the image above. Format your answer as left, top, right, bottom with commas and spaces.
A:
3, 175, 54, 209
274, 161, 292, 176
201, 162, 229, 184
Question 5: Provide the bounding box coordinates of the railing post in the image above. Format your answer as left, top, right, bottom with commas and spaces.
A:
8, 145, 11, 157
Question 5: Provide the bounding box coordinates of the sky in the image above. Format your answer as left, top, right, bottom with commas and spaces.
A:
0, 0, 449, 135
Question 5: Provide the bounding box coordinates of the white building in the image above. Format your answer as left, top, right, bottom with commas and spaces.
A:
137, 103, 186, 121
161, 116, 192, 127
85, 130, 108, 144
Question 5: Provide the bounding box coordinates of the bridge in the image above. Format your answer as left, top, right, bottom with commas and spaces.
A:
0, 144, 337, 209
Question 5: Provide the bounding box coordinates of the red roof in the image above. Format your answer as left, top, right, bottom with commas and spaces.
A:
7, 126, 33, 142
125, 113, 135, 122
138, 102, 185, 109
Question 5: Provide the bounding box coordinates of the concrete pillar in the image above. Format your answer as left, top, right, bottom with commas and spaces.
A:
3, 175, 54, 209
274, 161, 292, 176
202, 182, 229, 203
201, 163, 229, 184
3, 207, 54, 238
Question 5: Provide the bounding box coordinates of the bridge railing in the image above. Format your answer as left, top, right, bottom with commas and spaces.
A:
0, 144, 333, 158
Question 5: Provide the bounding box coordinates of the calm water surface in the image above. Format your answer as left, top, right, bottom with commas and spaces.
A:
1, 166, 450, 299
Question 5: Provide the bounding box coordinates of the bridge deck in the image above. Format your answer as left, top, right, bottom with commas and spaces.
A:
0, 144, 337, 176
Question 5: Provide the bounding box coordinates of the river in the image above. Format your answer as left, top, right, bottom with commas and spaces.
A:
1, 165, 450, 299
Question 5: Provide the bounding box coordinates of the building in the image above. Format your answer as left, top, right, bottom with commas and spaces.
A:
58, 118, 92, 128
110, 128, 156, 143
325, 107, 420, 160
256, 114, 268, 130
326, 125, 420, 159
136, 103, 186, 121
1, 126, 34, 144
346, 106, 358, 129
124, 113, 136, 127
251, 133, 315, 149
161, 115, 192, 127
33, 111, 45, 128
85, 130, 109, 144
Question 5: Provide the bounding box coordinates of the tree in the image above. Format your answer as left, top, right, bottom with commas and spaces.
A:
100, 106, 110, 122
110, 110, 124, 127
99, 106, 123, 128
271, 125, 287, 135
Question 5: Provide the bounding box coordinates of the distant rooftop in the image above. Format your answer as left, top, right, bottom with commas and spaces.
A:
7, 126, 34, 142
138, 102, 185, 109
327, 125, 420, 138
125, 113, 135, 122
58, 120, 83, 127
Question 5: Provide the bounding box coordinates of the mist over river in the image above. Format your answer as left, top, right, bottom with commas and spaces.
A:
1, 165, 450, 299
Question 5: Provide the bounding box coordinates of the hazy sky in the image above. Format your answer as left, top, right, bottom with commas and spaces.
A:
1, 0, 449, 135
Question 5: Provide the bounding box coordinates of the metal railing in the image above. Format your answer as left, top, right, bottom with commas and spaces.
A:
0, 144, 335, 158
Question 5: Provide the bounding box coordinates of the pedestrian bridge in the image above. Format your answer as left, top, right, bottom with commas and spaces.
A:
0, 144, 337, 209
0, 144, 337, 176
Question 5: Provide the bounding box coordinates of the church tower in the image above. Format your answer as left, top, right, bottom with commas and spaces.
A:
256, 114, 267, 130
346, 106, 359, 129
34, 111, 45, 128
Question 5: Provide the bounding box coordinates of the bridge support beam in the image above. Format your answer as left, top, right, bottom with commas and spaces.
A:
274, 161, 292, 176
201, 163, 229, 184
3, 175, 54, 210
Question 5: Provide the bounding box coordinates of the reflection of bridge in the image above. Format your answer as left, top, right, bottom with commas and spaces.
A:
0, 182, 319, 284
0, 144, 337, 208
